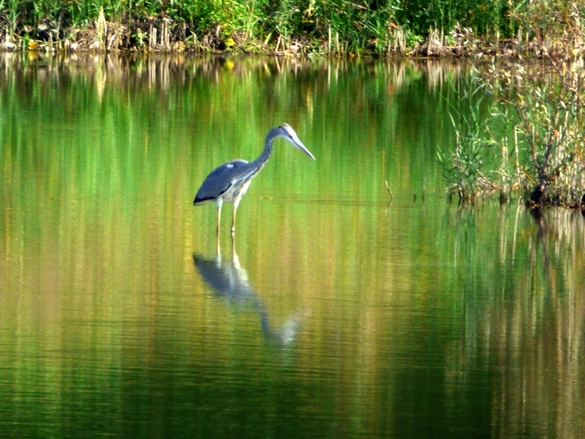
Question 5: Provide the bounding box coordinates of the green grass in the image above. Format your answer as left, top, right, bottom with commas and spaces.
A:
0, 0, 523, 53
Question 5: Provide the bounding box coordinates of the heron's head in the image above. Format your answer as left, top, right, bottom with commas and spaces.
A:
276, 123, 316, 160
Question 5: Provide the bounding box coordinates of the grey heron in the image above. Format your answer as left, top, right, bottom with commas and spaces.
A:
193, 124, 315, 234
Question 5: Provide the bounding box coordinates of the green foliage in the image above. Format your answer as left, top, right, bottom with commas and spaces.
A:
0, 0, 520, 52
438, 74, 501, 203
495, 63, 585, 206
510, 0, 583, 56
395, 0, 515, 38
442, 60, 585, 207
440, 2, 585, 207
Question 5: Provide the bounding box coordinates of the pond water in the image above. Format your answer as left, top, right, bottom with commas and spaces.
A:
1, 53, 584, 439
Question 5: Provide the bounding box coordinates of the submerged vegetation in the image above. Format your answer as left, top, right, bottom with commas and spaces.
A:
0, 0, 575, 56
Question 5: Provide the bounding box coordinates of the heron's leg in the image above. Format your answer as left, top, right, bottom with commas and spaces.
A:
216, 203, 222, 236
231, 205, 238, 235
231, 182, 250, 235
231, 196, 242, 235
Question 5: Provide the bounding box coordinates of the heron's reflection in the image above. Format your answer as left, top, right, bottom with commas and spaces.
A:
193, 237, 306, 347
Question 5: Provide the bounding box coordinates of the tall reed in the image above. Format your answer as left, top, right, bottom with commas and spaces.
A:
440, 1, 585, 207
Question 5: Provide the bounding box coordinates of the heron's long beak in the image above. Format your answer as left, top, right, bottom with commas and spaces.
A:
298, 142, 316, 160
292, 139, 316, 160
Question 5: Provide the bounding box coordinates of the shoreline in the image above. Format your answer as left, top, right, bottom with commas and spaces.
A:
0, 19, 571, 60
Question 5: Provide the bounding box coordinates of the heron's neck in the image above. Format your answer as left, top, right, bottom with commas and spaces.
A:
250, 134, 275, 173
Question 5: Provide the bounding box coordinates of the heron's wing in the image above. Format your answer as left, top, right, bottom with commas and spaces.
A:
194, 159, 250, 203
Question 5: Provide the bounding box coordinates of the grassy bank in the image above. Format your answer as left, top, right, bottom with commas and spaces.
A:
0, 0, 569, 56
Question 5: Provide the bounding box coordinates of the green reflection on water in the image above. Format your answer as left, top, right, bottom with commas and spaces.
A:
0, 53, 584, 439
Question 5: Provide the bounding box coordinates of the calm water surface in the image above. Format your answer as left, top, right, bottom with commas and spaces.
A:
0, 54, 584, 438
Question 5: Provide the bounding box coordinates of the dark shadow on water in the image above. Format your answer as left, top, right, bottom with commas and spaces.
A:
193, 237, 307, 348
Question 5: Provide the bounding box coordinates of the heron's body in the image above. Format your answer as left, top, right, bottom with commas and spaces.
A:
194, 124, 315, 234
